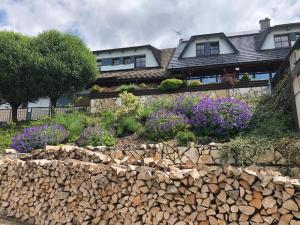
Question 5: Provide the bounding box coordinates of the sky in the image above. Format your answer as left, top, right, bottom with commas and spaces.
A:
0, 0, 300, 51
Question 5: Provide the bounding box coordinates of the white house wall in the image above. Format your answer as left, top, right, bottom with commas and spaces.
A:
182, 36, 235, 58
96, 48, 159, 71
261, 27, 300, 50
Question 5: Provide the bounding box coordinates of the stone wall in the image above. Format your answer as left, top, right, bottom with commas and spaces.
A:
0, 146, 300, 225
91, 86, 269, 113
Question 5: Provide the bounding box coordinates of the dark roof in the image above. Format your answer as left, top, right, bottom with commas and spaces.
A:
168, 32, 290, 71
256, 22, 300, 50
94, 48, 175, 85
93, 45, 162, 66
178, 33, 239, 58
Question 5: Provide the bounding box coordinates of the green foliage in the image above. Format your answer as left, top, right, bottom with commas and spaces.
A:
188, 80, 203, 87
0, 31, 44, 122
138, 83, 148, 89
116, 117, 142, 136
240, 73, 250, 82
159, 78, 184, 91
115, 92, 141, 119
222, 75, 300, 165
116, 84, 139, 93
148, 96, 174, 111
90, 85, 103, 94
100, 110, 117, 130
101, 133, 116, 146
50, 112, 93, 142
33, 30, 98, 106
176, 130, 196, 146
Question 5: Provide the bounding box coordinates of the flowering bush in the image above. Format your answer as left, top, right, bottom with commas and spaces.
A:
145, 109, 188, 140
76, 125, 102, 147
190, 97, 252, 136
173, 95, 202, 118
11, 124, 69, 153
76, 125, 116, 147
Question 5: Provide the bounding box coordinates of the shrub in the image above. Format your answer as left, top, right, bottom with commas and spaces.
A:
101, 133, 116, 146
138, 83, 148, 89
11, 124, 69, 153
115, 92, 141, 119
190, 97, 252, 136
176, 130, 196, 146
116, 117, 142, 136
51, 112, 90, 142
240, 73, 250, 82
90, 85, 103, 94
116, 84, 139, 93
159, 78, 184, 91
76, 125, 116, 147
148, 96, 174, 111
173, 95, 202, 118
145, 109, 188, 140
76, 125, 102, 147
100, 110, 117, 130
188, 80, 202, 87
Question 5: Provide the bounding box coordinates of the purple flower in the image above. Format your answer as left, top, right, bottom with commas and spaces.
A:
173, 94, 202, 118
11, 124, 69, 153
76, 126, 102, 147
190, 97, 252, 136
145, 109, 188, 140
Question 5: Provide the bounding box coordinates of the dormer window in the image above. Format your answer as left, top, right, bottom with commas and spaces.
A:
274, 34, 290, 48
112, 58, 120, 65
196, 42, 220, 57
135, 56, 146, 68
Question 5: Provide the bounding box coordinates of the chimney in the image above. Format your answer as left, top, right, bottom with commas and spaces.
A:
259, 18, 271, 31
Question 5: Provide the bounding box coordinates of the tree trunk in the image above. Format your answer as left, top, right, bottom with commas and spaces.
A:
11, 105, 19, 123
50, 96, 59, 116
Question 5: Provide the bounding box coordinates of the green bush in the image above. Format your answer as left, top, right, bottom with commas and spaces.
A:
116, 84, 139, 93
188, 80, 202, 87
90, 85, 103, 94
101, 133, 116, 146
51, 112, 91, 142
240, 73, 250, 82
159, 78, 184, 91
176, 130, 196, 146
100, 110, 117, 130
117, 117, 142, 136
138, 83, 148, 89
148, 96, 174, 111
115, 92, 141, 119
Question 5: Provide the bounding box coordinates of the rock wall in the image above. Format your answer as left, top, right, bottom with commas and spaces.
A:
91, 86, 269, 113
0, 146, 300, 225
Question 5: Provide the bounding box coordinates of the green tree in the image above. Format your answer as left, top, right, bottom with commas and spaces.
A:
0, 31, 44, 123
33, 30, 98, 109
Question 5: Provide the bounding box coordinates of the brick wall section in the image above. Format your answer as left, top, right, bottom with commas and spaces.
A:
0, 146, 300, 224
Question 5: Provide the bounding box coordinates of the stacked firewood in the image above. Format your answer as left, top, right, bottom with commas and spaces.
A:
0, 153, 299, 225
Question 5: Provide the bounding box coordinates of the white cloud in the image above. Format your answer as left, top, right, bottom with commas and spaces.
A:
0, 0, 300, 50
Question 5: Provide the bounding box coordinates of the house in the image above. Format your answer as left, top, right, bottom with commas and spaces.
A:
92, 45, 175, 87
92, 18, 300, 88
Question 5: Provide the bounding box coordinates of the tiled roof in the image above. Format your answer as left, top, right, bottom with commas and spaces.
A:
168, 33, 290, 70
95, 48, 175, 82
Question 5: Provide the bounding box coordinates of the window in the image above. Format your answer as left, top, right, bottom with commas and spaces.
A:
296, 33, 300, 41
196, 42, 220, 57
112, 58, 119, 65
124, 57, 131, 64
274, 34, 290, 48
196, 44, 205, 57
135, 56, 146, 68
96, 59, 102, 67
